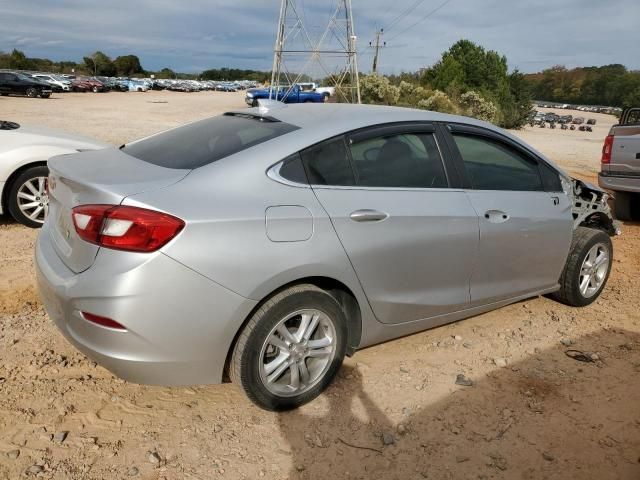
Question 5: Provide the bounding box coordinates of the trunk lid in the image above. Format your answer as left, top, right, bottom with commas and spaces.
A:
46, 148, 189, 273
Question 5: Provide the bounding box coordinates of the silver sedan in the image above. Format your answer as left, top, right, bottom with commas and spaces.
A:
36, 103, 616, 410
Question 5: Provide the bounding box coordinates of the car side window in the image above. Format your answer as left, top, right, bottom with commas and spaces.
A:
349, 132, 448, 188
452, 134, 544, 191
278, 153, 308, 184
539, 161, 563, 192
301, 137, 356, 186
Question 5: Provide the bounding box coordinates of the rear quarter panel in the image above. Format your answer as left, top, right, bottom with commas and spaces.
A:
122, 141, 377, 340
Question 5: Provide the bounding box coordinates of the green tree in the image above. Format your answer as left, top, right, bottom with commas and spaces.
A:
6, 49, 35, 70
83, 51, 115, 76
157, 67, 176, 79
526, 64, 640, 107
113, 55, 144, 77
420, 39, 530, 128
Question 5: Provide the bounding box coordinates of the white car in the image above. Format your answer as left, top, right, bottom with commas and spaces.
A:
0, 120, 107, 227
127, 80, 150, 92
31, 74, 72, 92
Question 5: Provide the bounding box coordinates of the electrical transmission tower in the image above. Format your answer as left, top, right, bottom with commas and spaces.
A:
270, 0, 361, 103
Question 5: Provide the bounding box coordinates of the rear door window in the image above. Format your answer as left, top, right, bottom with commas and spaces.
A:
122, 114, 298, 169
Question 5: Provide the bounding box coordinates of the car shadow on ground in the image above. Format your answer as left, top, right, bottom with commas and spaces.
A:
277, 328, 640, 479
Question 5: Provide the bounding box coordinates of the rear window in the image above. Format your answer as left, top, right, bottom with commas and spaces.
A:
122, 114, 298, 169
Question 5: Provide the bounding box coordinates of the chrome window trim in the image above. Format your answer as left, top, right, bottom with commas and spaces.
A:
309, 185, 465, 193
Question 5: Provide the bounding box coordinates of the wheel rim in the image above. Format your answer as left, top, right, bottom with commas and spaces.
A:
27, 88, 37, 97
17, 176, 49, 224
579, 243, 609, 298
258, 309, 337, 397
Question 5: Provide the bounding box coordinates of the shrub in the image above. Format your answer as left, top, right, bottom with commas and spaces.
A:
360, 74, 400, 105
459, 91, 498, 122
417, 90, 458, 114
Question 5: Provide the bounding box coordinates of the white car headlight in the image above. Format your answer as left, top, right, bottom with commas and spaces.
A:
246, 93, 254, 98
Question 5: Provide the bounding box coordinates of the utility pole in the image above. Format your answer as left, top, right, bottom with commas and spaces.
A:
271, 0, 361, 103
369, 29, 385, 74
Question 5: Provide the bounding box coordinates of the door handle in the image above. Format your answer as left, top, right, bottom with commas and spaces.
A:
551, 196, 560, 206
349, 209, 388, 222
483, 210, 509, 223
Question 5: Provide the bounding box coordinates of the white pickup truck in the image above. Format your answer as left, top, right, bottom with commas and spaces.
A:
297, 82, 336, 98
599, 107, 640, 220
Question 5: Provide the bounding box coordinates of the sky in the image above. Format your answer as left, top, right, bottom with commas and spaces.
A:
1, 0, 638, 75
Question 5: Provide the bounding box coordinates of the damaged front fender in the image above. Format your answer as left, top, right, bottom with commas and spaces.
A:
570, 178, 621, 236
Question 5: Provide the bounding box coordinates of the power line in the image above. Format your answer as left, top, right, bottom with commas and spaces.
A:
386, 0, 455, 42
384, 0, 429, 32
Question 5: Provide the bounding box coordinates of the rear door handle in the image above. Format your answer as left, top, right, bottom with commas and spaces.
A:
484, 210, 509, 223
350, 209, 389, 222
551, 196, 560, 205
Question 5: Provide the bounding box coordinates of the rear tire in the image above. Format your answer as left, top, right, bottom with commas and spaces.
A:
549, 227, 612, 307
7, 165, 50, 228
40, 92, 50, 99
26, 87, 38, 98
230, 284, 347, 411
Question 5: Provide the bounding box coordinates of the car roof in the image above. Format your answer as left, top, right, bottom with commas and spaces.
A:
240, 103, 496, 135
225, 103, 562, 175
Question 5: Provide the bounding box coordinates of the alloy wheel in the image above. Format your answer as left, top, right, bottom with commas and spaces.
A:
578, 243, 609, 298
258, 309, 337, 397
16, 176, 48, 224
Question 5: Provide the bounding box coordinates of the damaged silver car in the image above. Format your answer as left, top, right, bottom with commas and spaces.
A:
36, 103, 618, 410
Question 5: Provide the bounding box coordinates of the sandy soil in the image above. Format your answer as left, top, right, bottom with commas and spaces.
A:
0, 92, 638, 480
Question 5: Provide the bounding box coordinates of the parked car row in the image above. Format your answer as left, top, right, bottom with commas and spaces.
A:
0, 70, 260, 97
529, 110, 597, 129
535, 102, 622, 115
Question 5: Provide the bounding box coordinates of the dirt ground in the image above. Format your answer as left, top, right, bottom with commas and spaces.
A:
0, 93, 638, 480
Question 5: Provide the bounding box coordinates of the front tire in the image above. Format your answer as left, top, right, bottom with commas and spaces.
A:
230, 284, 347, 411
7, 165, 50, 228
26, 87, 38, 98
550, 227, 613, 307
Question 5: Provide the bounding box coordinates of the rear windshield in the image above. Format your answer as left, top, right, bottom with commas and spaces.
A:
122, 114, 298, 169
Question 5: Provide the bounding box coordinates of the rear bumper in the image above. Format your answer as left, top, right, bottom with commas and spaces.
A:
35, 224, 257, 385
598, 172, 640, 193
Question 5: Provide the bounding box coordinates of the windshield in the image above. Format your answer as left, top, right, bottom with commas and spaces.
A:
122, 114, 298, 169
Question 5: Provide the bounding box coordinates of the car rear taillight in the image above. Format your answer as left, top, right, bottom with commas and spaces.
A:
601, 134, 614, 164
81, 311, 127, 331
72, 205, 184, 252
